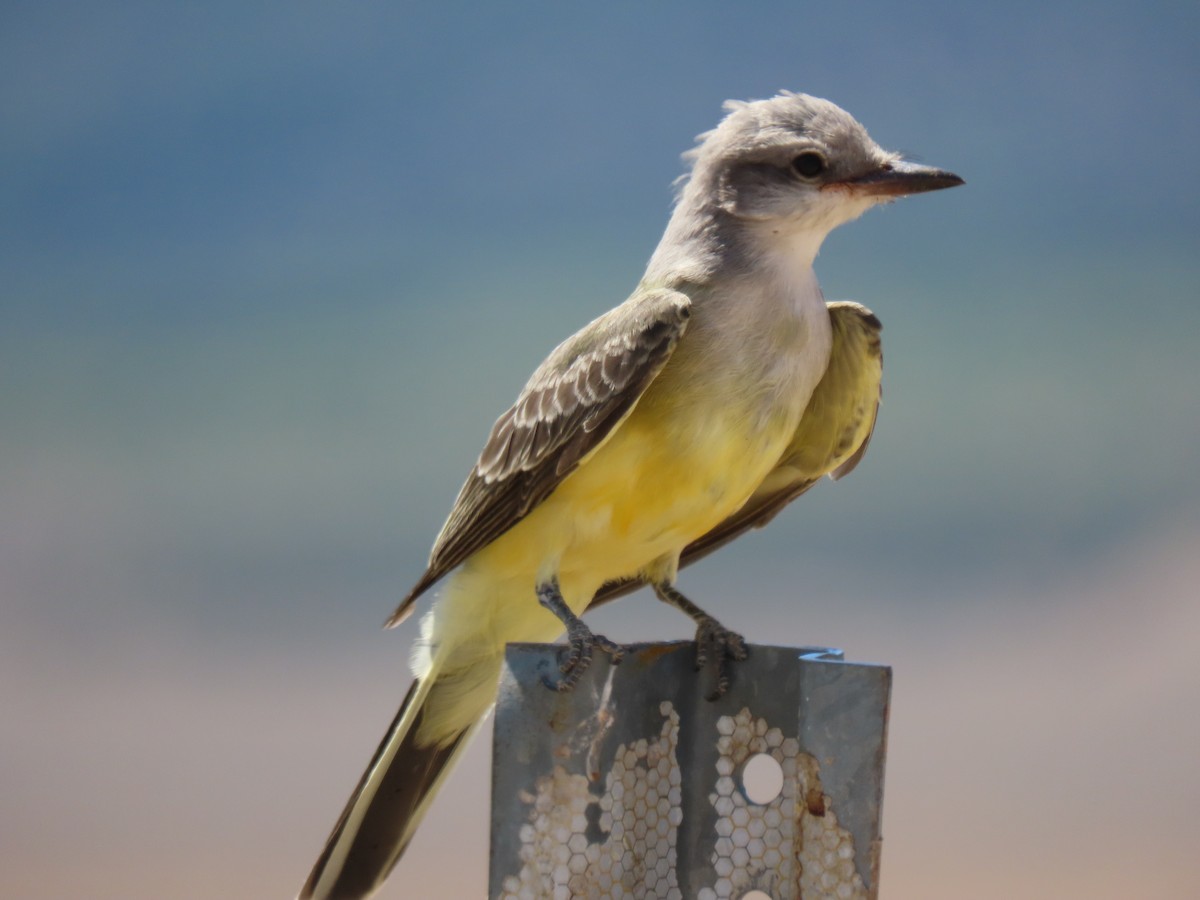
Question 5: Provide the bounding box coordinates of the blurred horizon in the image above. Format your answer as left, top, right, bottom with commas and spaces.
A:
2, 2, 1198, 898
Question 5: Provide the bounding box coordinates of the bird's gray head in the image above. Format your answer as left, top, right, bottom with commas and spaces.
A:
680, 92, 963, 240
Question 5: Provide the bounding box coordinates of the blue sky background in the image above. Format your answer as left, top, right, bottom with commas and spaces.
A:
2, 2, 1198, 898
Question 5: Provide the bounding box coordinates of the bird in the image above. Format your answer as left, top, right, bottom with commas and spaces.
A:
299, 91, 962, 899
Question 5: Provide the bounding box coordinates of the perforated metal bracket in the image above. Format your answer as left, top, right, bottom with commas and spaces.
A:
490, 642, 891, 900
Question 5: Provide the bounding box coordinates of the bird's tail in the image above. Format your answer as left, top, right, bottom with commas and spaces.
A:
297, 671, 483, 900
300, 566, 563, 899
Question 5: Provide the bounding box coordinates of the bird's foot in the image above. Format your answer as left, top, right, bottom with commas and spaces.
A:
536, 578, 624, 692
544, 618, 625, 692
693, 614, 748, 700
653, 582, 748, 700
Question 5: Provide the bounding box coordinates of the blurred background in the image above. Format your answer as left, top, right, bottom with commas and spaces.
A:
3, 2, 1197, 898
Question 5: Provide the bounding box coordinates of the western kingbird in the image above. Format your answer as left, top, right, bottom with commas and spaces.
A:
299, 92, 962, 899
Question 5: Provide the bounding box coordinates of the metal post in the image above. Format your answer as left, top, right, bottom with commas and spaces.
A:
490, 642, 891, 900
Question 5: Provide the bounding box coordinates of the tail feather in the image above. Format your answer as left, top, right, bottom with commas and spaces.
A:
298, 678, 476, 900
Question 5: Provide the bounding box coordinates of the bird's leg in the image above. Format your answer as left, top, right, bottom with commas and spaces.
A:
653, 583, 748, 700
536, 578, 624, 692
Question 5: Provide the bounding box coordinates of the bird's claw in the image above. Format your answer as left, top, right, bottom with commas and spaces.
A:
694, 615, 748, 700
542, 624, 625, 692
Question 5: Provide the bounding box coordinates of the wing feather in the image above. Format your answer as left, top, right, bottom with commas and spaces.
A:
387, 289, 692, 626
588, 300, 883, 610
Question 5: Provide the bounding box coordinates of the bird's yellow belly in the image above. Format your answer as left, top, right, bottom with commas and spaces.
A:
471, 397, 796, 600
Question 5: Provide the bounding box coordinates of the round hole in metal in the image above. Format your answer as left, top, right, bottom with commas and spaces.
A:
740, 753, 784, 805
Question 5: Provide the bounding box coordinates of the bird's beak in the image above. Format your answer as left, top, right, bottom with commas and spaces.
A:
828, 159, 964, 198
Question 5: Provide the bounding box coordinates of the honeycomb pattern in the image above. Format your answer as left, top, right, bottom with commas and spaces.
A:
498, 701, 683, 899
698, 708, 867, 900
499, 702, 867, 899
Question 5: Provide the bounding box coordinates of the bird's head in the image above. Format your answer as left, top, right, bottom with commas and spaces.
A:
683, 92, 963, 245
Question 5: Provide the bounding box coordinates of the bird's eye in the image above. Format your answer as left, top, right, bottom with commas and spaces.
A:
791, 152, 826, 180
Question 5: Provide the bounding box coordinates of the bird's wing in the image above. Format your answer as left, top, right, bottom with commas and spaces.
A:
386, 288, 692, 626
588, 300, 882, 610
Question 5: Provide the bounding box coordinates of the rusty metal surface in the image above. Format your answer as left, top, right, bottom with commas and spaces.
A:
490, 642, 891, 899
